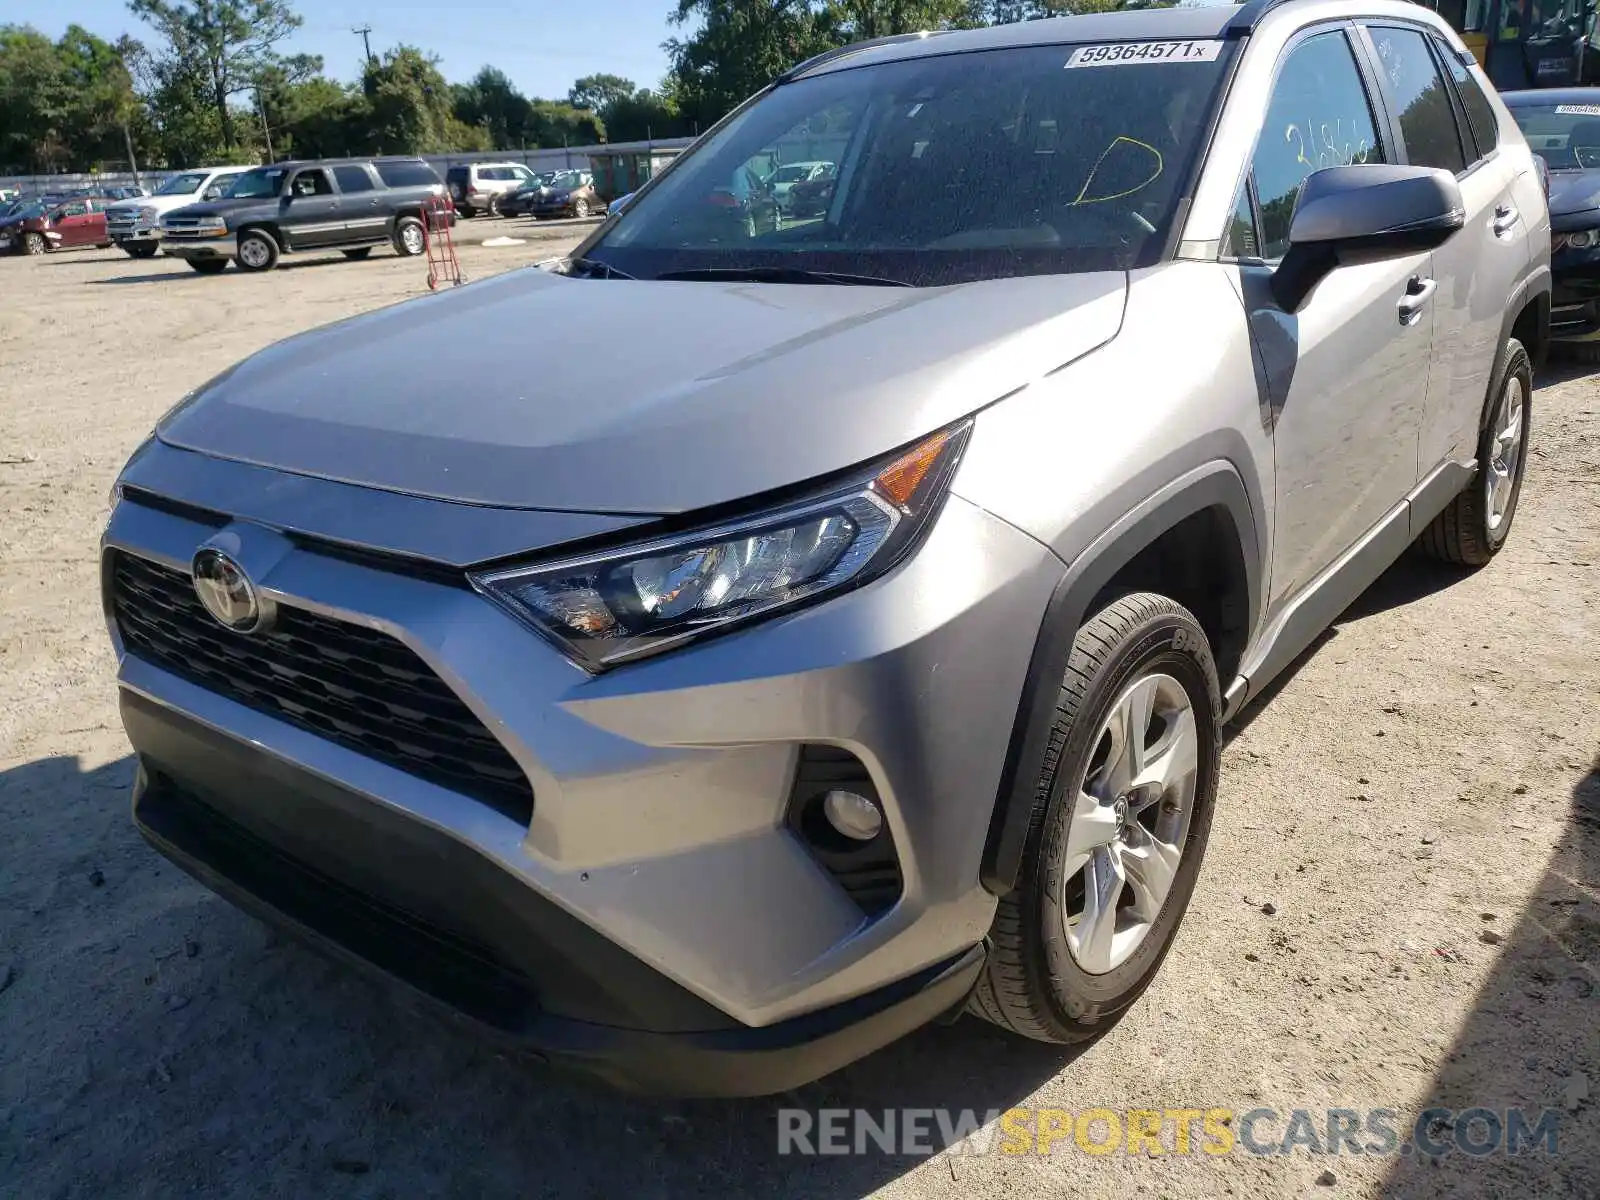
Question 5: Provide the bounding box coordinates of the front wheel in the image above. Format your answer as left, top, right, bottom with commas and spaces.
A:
342, 247, 373, 260
573, 197, 590, 218
393, 216, 426, 257
186, 258, 228, 274
969, 592, 1221, 1043
234, 229, 279, 272
124, 242, 159, 259
1416, 337, 1531, 566
23, 232, 46, 256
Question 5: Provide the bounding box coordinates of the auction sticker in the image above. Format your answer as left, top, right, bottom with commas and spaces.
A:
1555, 104, 1600, 115
1066, 40, 1225, 67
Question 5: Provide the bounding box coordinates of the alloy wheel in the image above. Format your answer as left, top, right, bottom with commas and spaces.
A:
1061, 672, 1199, 975
1485, 374, 1525, 532
402, 224, 424, 254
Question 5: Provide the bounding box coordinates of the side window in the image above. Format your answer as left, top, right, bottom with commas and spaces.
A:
60, 201, 88, 217
1368, 25, 1468, 174
1252, 31, 1387, 261
290, 169, 333, 197
333, 165, 375, 193
1436, 38, 1500, 157
1223, 182, 1260, 260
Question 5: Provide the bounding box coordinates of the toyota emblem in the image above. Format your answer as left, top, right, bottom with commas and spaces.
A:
192, 547, 268, 632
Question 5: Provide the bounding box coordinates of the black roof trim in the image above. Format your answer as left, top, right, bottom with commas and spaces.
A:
1225, 0, 1300, 37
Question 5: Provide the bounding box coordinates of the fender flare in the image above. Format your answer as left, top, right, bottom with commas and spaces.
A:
1490, 264, 1550, 414
978, 462, 1262, 896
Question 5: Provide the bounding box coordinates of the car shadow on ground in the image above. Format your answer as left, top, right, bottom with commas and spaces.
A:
1377, 761, 1598, 1197
1, 751, 1074, 1197
87, 255, 410, 285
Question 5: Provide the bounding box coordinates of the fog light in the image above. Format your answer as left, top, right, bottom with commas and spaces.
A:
822, 790, 882, 842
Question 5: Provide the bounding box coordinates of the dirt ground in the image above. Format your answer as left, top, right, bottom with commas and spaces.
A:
0, 226, 1595, 1200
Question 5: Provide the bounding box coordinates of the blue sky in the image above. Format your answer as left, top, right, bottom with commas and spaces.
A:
33, 0, 679, 100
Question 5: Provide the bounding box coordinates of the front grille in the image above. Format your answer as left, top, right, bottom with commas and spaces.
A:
111, 552, 534, 824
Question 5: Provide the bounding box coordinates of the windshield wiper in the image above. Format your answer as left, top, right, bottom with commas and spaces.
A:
654, 266, 911, 287
564, 256, 633, 279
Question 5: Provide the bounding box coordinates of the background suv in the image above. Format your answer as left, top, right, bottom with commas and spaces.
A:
105, 166, 250, 259
160, 157, 447, 273
106, 0, 1548, 1095
445, 161, 541, 216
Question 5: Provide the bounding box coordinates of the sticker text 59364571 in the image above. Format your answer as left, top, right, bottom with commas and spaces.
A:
1065, 40, 1225, 68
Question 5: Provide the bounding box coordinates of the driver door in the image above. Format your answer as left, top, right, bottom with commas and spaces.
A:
1239, 28, 1435, 612
281, 168, 342, 249
52, 200, 96, 247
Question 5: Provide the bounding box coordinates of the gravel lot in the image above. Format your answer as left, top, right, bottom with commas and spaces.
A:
1, 230, 1595, 1199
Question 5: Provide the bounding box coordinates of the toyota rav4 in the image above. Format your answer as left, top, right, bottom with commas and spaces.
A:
104, 0, 1549, 1096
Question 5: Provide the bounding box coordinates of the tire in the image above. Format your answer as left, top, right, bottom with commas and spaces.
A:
23, 232, 46, 256
1416, 337, 1532, 566
487, 195, 502, 218
458, 204, 476, 219
124, 242, 159, 259
393, 216, 426, 257
186, 258, 228, 274
968, 592, 1221, 1043
234, 229, 279, 272
573, 197, 590, 218
342, 247, 374, 260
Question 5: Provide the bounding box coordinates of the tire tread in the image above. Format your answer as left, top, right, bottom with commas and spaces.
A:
969, 592, 1205, 1042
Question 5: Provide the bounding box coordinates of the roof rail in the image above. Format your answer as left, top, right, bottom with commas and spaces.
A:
777, 30, 950, 83
1225, 0, 1302, 37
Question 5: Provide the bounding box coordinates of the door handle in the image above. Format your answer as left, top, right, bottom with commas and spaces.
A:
1492, 204, 1520, 238
1398, 275, 1436, 326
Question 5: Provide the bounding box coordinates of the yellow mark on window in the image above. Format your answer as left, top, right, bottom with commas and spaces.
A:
1072, 135, 1164, 205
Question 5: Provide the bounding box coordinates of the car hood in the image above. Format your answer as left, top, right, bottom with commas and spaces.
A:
1546, 168, 1600, 217
157, 266, 1127, 514
165, 197, 268, 219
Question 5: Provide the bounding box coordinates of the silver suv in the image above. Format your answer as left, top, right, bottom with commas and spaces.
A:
445, 161, 541, 217
105, 0, 1548, 1096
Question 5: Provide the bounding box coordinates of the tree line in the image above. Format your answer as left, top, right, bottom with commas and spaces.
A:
0, 0, 1152, 175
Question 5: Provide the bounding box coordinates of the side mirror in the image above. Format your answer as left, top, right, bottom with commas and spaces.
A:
204, 186, 223, 200
1272, 164, 1464, 313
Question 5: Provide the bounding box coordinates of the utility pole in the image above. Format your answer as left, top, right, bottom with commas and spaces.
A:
255, 87, 275, 162
353, 24, 375, 66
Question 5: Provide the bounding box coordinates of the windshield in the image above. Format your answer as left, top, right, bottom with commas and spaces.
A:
549, 171, 585, 190
773, 164, 814, 183
587, 41, 1230, 285
156, 171, 211, 196
6, 201, 46, 221
1512, 102, 1600, 168
224, 167, 288, 199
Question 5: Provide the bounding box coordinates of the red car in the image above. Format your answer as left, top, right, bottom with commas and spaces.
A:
0, 197, 111, 256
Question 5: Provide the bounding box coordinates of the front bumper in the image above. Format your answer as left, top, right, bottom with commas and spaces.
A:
1550, 243, 1600, 341
127, 702, 985, 1096
161, 233, 237, 260
109, 219, 162, 245
103, 445, 1062, 1089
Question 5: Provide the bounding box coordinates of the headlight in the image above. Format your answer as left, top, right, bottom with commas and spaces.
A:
473, 423, 970, 670
136, 206, 159, 223
1562, 228, 1600, 250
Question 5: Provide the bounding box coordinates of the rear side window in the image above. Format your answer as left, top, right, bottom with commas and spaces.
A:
1435, 39, 1500, 157
1252, 31, 1387, 260
333, 165, 375, 193
1367, 25, 1467, 174
379, 161, 442, 188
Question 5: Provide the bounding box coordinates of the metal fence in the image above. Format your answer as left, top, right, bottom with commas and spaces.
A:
0, 138, 698, 198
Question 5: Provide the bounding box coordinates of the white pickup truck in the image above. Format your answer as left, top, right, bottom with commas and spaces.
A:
104, 166, 251, 258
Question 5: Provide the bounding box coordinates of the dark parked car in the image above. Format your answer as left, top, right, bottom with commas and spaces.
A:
0, 197, 111, 256
785, 171, 837, 220
159, 156, 449, 273
527, 170, 602, 219
1505, 87, 1600, 359
497, 172, 558, 217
